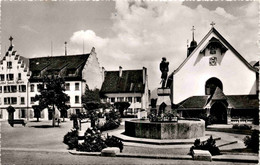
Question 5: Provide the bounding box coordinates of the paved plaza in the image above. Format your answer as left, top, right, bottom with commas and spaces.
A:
1, 119, 258, 164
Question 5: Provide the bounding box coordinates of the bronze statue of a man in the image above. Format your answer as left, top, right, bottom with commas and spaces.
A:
160, 57, 169, 88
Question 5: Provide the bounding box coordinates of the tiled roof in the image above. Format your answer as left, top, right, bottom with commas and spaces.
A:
100, 69, 145, 93
177, 95, 259, 110
29, 54, 89, 81
211, 87, 227, 100
177, 96, 209, 109
227, 95, 259, 109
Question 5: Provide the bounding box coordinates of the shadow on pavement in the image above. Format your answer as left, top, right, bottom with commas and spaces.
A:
30, 125, 61, 128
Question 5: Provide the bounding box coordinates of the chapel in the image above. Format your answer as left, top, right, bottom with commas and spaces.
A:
167, 24, 259, 124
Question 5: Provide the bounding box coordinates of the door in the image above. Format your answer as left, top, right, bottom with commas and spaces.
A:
210, 102, 227, 124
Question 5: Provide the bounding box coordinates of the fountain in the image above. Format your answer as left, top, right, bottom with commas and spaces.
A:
124, 57, 205, 139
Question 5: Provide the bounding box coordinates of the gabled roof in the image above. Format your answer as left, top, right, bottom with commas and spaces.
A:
177, 96, 209, 110
173, 27, 257, 75
211, 87, 227, 100
29, 54, 89, 81
100, 69, 145, 93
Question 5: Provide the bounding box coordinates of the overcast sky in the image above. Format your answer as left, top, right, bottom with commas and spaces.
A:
1, 1, 259, 91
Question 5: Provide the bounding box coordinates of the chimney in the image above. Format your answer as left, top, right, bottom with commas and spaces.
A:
143, 67, 147, 84
102, 67, 105, 82
64, 41, 67, 56
119, 66, 122, 77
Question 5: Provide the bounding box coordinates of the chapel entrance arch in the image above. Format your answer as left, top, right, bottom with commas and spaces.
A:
210, 102, 227, 124
205, 77, 223, 95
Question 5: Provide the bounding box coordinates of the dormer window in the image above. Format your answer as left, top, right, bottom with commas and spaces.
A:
200, 37, 228, 55
7, 62, 12, 69
209, 45, 217, 54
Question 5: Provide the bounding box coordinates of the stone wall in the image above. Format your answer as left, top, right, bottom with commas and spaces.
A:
125, 119, 205, 139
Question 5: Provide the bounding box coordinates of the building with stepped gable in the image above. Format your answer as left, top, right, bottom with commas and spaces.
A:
0, 37, 30, 120
0, 37, 103, 120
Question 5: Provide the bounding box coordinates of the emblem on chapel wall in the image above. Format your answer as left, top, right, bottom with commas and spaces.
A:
209, 57, 217, 66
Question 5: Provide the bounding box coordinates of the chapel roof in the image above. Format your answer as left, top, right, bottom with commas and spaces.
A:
100, 69, 146, 94
211, 87, 227, 100
172, 27, 258, 75
177, 94, 258, 110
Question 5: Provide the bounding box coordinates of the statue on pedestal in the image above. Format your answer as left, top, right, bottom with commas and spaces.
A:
160, 57, 169, 88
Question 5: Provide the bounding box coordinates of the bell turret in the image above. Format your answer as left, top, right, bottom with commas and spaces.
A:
187, 26, 197, 57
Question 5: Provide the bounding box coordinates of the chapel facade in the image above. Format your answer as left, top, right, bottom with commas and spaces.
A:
167, 26, 259, 124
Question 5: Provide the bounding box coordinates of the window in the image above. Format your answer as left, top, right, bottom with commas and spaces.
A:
7, 61, 12, 69
11, 97, 17, 104
21, 109, 26, 118
4, 86, 17, 93
19, 85, 26, 92
117, 97, 124, 102
126, 97, 132, 103
110, 97, 115, 103
4, 97, 17, 105
4, 86, 9, 93
76, 109, 80, 115
0, 74, 4, 81
135, 97, 141, 103
7, 74, 14, 81
18, 73, 21, 80
134, 108, 140, 113
37, 84, 41, 92
11, 85, 17, 93
21, 97, 25, 105
31, 97, 35, 104
65, 83, 70, 91
30, 84, 35, 92
127, 108, 133, 114
0, 86, 2, 93
4, 98, 8, 105
75, 96, 79, 104
75, 83, 79, 91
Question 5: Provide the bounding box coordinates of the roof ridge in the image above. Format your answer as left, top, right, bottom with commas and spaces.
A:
30, 54, 89, 59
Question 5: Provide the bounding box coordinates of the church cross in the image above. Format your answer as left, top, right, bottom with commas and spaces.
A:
9, 36, 13, 46
210, 21, 216, 28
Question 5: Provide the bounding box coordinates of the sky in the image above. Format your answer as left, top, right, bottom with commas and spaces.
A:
1, 1, 259, 92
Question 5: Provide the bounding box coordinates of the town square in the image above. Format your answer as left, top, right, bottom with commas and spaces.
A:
0, 1, 259, 164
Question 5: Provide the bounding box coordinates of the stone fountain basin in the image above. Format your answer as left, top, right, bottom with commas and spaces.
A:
125, 119, 205, 139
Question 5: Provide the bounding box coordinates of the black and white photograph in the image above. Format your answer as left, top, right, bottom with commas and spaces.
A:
0, 1, 259, 164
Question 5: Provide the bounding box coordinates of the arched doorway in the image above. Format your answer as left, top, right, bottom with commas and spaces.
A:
210, 102, 227, 124
205, 77, 223, 95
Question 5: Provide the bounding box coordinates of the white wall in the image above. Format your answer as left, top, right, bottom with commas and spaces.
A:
173, 33, 257, 104
82, 48, 103, 90
0, 48, 30, 120
104, 93, 144, 110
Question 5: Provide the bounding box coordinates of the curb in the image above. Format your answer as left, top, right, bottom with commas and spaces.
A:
112, 134, 221, 145
212, 157, 258, 163
68, 150, 258, 163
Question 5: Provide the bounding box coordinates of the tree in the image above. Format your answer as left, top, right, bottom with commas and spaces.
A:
114, 102, 130, 117
82, 85, 101, 127
34, 75, 70, 127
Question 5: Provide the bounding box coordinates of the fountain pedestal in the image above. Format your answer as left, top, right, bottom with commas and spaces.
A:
156, 88, 172, 114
